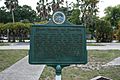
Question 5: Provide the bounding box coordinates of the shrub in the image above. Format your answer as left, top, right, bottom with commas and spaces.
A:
2, 22, 31, 42
116, 29, 120, 42
116, 21, 120, 42
0, 23, 4, 31
95, 20, 113, 42
68, 9, 81, 25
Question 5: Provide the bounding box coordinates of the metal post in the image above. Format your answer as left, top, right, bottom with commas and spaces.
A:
55, 65, 62, 80
55, 75, 61, 80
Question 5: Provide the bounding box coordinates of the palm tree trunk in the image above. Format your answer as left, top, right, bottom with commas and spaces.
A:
11, 10, 15, 23
7, 10, 15, 42
12, 31, 16, 42
7, 29, 11, 42
11, 10, 15, 42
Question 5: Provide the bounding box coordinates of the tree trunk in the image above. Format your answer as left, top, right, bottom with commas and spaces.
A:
7, 29, 11, 42
12, 31, 16, 42
11, 10, 15, 23
7, 10, 15, 42
19, 29, 22, 42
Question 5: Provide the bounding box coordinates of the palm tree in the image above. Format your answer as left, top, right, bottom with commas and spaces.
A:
4, 0, 18, 42
4, 0, 18, 23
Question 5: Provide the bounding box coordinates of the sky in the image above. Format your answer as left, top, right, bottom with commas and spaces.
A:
0, 0, 120, 17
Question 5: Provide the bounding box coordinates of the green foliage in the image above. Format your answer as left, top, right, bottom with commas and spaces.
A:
68, 9, 81, 25
116, 29, 120, 42
116, 21, 120, 41
1, 22, 31, 42
4, 0, 18, 23
74, 0, 99, 39
0, 6, 12, 23
103, 4, 120, 41
95, 20, 113, 42
34, 21, 48, 24
0, 23, 4, 30
14, 5, 36, 22
3, 23, 15, 30
0, 23, 4, 42
0, 4, 36, 23
0, 21, 49, 42
104, 5, 120, 27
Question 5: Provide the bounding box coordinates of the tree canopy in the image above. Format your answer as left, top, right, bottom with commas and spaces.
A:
14, 5, 36, 22
0, 5, 36, 23
104, 5, 120, 28
4, 0, 18, 23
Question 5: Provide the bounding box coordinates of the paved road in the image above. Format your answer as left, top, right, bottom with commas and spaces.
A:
0, 42, 120, 50
0, 45, 29, 50
88, 43, 120, 50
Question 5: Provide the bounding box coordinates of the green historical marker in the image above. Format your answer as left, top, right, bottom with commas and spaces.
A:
29, 11, 87, 80
29, 11, 87, 65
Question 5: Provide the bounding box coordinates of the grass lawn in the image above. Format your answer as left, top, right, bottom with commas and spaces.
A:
0, 50, 28, 72
39, 50, 120, 80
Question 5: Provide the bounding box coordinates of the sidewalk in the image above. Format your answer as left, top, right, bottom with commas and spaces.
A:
103, 57, 120, 66
0, 56, 45, 80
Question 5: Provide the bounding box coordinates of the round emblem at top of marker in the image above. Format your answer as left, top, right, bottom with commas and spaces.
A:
52, 11, 66, 24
